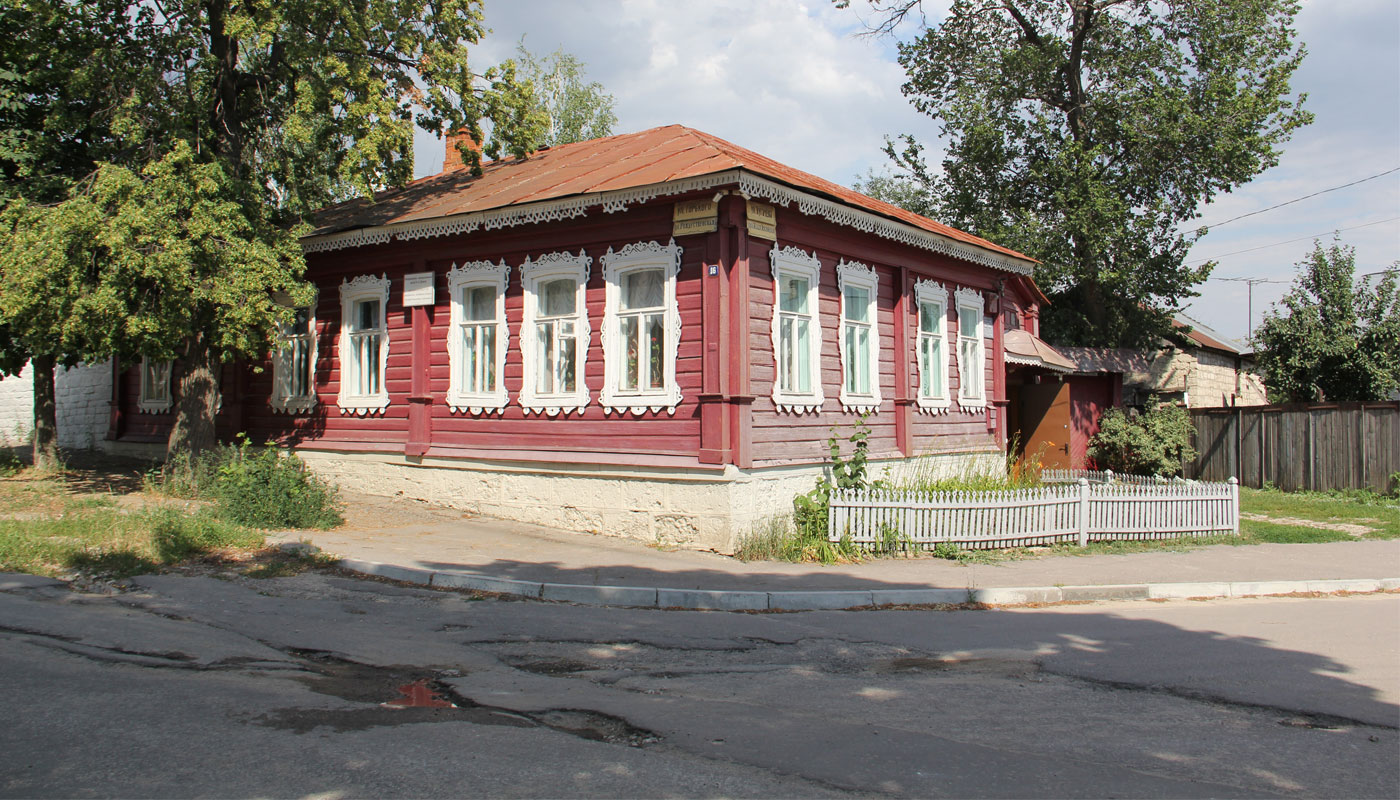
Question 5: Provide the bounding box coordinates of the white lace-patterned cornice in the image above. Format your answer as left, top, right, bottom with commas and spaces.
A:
301, 170, 1035, 278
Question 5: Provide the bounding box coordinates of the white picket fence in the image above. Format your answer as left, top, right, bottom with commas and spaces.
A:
829, 477, 1239, 550
1042, 468, 1170, 486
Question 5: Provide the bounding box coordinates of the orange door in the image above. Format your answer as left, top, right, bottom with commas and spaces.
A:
1019, 381, 1072, 469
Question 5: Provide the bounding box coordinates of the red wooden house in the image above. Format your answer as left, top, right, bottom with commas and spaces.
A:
108, 125, 1055, 551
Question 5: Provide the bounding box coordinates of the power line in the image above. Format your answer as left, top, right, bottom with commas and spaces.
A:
1212, 277, 1291, 342
1199, 166, 1400, 230
1186, 216, 1400, 265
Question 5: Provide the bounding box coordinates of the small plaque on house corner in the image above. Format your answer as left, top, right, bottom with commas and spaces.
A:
673, 199, 717, 236
746, 200, 776, 240
402, 272, 436, 307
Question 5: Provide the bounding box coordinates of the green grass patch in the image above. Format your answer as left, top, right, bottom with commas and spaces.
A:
148, 437, 343, 529
1241, 487, 1399, 538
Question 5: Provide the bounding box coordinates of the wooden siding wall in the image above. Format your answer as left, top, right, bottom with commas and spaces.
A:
745, 211, 1009, 468
1187, 402, 1399, 493
112, 193, 1033, 471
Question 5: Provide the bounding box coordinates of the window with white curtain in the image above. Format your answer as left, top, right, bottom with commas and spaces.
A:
955, 286, 987, 412
600, 240, 682, 415
446, 260, 510, 414
769, 244, 824, 414
138, 358, 172, 413
272, 303, 317, 414
337, 274, 391, 415
519, 251, 592, 416
914, 279, 951, 414
837, 260, 881, 414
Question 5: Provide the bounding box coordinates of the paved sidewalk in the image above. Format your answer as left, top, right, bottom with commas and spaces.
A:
270, 496, 1400, 611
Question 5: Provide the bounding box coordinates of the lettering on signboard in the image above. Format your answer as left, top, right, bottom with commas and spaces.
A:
746, 200, 776, 240
402, 272, 436, 307
673, 199, 718, 236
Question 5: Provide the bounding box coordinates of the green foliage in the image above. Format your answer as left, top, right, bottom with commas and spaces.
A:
509, 42, 618, 147
210, 440, 343, 530
860, 0, 1311, 346
0, 447, 19, 477
150, 437, 343, 529
1252, 241, 1400, 402
0, 0, 548, 458
852, 168, 935, 216
1089, 405, 1196, 477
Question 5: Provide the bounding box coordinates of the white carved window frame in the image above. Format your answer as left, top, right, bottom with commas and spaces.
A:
271, 296, 318, 415
955, 286, 987, 414
769, 244, 825, 414
446, 260, 511, 415
836, 260, 881, 415
519, 250, 592, 416
336, 274, 391, 416
914, 279, 952, 414
600, 239, 683, 415
138, 357, 173, 414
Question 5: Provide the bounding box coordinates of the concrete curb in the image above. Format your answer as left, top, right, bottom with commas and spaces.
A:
334, 558, 1400, 611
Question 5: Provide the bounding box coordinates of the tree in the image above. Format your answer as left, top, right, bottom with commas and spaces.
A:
0, 0, 545, 462
848, 0, 1312, 347
510, 42, 618, 147
0, 0, 148, 469
1253, 241, 1400, 402
852, 168, 935, 216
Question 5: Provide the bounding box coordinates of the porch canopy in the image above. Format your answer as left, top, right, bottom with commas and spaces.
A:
1004, 329, 1075, 373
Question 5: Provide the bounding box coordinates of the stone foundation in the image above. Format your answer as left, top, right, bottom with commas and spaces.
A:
294, 447, 1002, 554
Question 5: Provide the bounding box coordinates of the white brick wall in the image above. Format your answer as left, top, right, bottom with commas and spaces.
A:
0, 360, 112, 449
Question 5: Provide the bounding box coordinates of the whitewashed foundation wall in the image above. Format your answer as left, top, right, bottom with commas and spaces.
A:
0, 360, 112, 449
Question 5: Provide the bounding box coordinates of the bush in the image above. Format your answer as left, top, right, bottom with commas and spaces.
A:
0, 448, 21, 477
211, 439, 343, 529
1089, 404, 1196, 477
149, 437, 343, 529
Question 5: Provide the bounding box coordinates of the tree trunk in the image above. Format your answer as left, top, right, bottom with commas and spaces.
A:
166, 333, 221, 461
30, 354, 59, 471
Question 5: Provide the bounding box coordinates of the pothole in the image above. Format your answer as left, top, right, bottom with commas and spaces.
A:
250, 648, 660, 746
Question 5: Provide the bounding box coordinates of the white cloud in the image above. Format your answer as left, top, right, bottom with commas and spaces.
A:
408, 0, 1398, 345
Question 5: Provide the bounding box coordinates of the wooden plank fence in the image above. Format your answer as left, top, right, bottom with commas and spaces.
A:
829, 478, 1239, 550
1187, 402, 1399, 493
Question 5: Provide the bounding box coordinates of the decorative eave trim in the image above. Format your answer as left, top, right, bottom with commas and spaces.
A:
836, 259, 882, 415
446, 259, 511, 415
299, 169, 1037, 278
599, 239, 684, 416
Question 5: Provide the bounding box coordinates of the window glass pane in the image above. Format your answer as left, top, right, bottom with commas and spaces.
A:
844, 325, 857, 393
540, 279, 576, 317
622, 269, 664, 311
536, 322, 554, 394
795, 318, 811, 393
780, 275, 808, 314
929, 338, 944, 396
920, 302, 939, 334
919, 338, 931, 397
844, 286, 869, 324
646, 314, 664, 390
356, 299, 379, 331
559, 335, 576, 393
857, 327, 870, 394
481, 325, 496, 392
621, 316, 639, 391
779, 317, 794, 392
466, 286, 496, 321
959, 306, 978, 337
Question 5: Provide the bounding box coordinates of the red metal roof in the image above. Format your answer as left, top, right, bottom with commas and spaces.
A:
308, 125, 1034, 265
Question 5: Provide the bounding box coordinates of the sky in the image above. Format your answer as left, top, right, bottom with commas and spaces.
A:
412, 0, 1400, 345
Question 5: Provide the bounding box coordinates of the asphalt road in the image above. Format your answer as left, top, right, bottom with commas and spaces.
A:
2, 569, 1396, 799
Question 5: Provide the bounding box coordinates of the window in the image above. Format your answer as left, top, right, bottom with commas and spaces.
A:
769, 245, 824, 414
138, 358, 172, 413
600, 240, 682, 415
914, 279, 951, 414
447, 260, 510, 414
837, 260, 881, 414
271, 303, 317, 414
519, 250, 592, 416
955, 286, 987, 412
337, 274, 390, 415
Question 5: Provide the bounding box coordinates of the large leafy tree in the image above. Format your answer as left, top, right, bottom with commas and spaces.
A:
0, 0, 149, 469
0, 0, 545, 461
1254, 242, 1400, 402
510, 42, 618, 147
849, 0, 1312, 346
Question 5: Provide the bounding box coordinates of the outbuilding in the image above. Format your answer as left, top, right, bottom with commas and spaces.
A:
107, 125, 1051, 551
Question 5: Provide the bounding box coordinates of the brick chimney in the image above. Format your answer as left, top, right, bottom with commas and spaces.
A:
442, 129, 481, 174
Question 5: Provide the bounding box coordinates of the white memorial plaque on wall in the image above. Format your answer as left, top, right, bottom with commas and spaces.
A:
402, 272, 436, 307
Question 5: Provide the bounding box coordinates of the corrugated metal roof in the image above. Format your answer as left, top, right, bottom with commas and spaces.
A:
1172, 312, 1252, 356
1004, 329, 1076, 372
307, 125, 1033, 265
